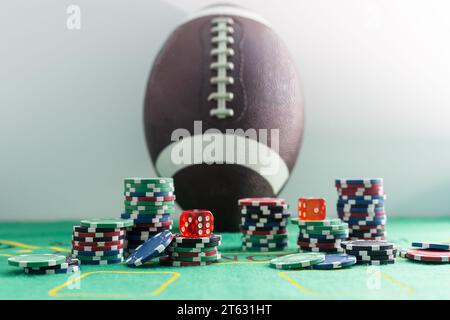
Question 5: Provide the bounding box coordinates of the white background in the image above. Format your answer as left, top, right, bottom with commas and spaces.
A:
1, 0, 450, 220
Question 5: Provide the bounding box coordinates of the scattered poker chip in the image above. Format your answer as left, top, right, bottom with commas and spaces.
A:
402, 248, 450, 263
173, 234, 222, 244
312, 253, 357, 270
79, 258, 124, 265
238, 197, 286, 207
72, 244, 124, 252
341, 240, 394, 251
8, 254, 67, 268
73, 226, 124, 233
24, 266, 80, 275
411, 242, 450, 251
126, 230, 174, 267
71, 249, 124, 257
80, 218, 133, 229
159, 256, 217, 267
270, 252, 325, 270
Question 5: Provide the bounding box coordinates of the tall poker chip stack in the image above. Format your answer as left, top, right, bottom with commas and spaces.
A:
335, 178, 387, 240
71, 218, 133, 264
121, 178, 175, 256
238, 197, 290, 252
161, 234, 222, 267
293, 218, 349, 253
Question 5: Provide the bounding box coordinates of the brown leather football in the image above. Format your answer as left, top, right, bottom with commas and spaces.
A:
144, 5, 304, 231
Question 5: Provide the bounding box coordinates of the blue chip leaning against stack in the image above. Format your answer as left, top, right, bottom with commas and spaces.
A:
292, 218, 348, 253
121, 177, 175, 256
238, 197, 290, 252
335, 178, 387, 240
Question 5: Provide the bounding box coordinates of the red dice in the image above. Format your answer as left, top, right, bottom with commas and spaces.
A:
298, 198, 326, 220
179, 209, 214, 238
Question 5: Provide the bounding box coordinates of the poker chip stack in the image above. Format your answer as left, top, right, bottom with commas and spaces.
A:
8, 254, 80, 275
335, 178, 387, 240
341, 240, 397, 265
238, 197, 290, 252
399, 241, 450, 264
121, 178, 175, 256
71, 218, 133, 265
161, 234, 222, 267
293, 218, 349, 253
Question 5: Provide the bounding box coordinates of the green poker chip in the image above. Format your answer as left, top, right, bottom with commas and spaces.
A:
80, 218, 133, 228
299, 228, 349, 236
270, 252, 325, 270
171, 254, 221, 262
8, 254, 67, 268
124, 200, 175, 207
291, 218, 342, 226
298, 224, 347, 232
125, 186, 175, 193
124, 177, 173, 184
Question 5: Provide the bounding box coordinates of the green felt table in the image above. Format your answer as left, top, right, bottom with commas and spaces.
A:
1, 217, 449, 300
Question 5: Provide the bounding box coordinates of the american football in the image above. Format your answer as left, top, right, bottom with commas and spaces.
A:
144, 4, 304, 231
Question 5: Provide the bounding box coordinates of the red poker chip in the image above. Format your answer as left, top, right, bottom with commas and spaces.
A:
337, 188, 384, 196
71, 240, 123, 247
405, 249, 450, 263
125, 195, 176, 202
335, 182, 383, 189
238, 197, 286, 207
296, 241, 342, 249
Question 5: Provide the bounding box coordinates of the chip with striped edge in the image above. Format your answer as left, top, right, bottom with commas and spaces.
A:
269, 252, 325, 270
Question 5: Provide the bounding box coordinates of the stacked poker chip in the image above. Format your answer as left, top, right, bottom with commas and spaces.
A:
121, 178, 175, 256
238, 197, 289, 252
341, 240, 397, 265
335, 178, 387, 240
71, 218, 133, 265
161, 234, 222, 267
8, 254, 80, 275
293, 218, 349, 253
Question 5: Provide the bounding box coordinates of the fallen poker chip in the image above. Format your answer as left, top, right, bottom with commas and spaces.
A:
269, 252, 325, 270
411, 242, 450, 251
403, 248, 450, 263
173, 234, 222, 244
312, 253, 357, 270
80, 218, 133, 229
341, 240, 394, 251
8, 254, 67, 268
126, 230, 174, 267
238, 197, 286, 207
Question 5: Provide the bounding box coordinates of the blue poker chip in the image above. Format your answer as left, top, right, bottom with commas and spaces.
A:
120, 213, 171, 223
336, 206, 384, 213
339, 214, 386, 222
411, 241, 450, 251
124, 191, 174, 197
312, 253, 357, 270
343, 218, 387, 226
337, 198, 385, 206
338, 195, 386, 201
126, 230, 174, 267
335, 178, 383, 185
